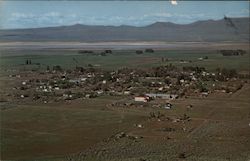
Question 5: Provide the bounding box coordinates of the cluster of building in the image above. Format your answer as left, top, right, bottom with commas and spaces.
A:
10, 63, 245, 108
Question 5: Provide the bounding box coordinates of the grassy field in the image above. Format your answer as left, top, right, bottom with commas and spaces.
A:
0, 49, 249, 71
0, 97, 146, 160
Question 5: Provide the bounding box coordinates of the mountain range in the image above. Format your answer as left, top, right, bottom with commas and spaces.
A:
0, 17, 249, 42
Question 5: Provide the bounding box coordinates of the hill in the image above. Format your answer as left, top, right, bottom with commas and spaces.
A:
0, 17, 249, 42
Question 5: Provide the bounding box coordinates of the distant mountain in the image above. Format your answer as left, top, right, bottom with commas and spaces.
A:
0, 17, 249, 42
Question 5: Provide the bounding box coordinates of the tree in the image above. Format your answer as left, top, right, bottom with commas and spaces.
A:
88, 64, 93, 67
145, 49, 154, 53
197, 81, 208, 92
53, 65, 62, 71
136, 50, 143, 54
105, 50, 112, 54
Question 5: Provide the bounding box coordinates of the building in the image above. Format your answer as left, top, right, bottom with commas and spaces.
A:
145, 93, 178, 100
163, 103, 172, 109
134, 96, 149, 102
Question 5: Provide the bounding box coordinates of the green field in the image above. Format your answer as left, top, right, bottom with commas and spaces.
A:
0, 49, 249, 72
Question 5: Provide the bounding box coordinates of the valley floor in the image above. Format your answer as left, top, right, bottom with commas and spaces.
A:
1, 84, 249, 161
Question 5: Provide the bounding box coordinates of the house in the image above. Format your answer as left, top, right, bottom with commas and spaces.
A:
134, 96, 149, 102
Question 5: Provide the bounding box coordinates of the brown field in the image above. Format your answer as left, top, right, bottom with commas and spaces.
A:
1, 81, 250, 161
68, 85, 250, 161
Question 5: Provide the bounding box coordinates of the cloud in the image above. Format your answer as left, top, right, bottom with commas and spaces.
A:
6, 5, 248, 29
7, 11, 202, 28
225, 9, 250, 17
7, 10, 208, 28
11, 12, 36, 19
9, 12, 75, 27
240, 9, 250, 14
150, 13, 172, 18
174, 13, 205, 19
44, 12, 60, 17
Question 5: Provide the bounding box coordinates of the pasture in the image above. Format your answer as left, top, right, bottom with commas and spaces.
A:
0, 49, 249, 72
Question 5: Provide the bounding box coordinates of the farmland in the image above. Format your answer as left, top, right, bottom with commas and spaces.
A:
0, 46, 250, 161
1, 48, 249, 71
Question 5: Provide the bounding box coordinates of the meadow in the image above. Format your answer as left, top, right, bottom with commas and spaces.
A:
0, 49, 249, 72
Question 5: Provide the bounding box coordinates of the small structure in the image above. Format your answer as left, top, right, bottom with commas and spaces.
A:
124, 91, 131, 95
163, 103, 172, 109
201, 92, 209, 97
134, 96, 149, 102
145, 93, 178, 100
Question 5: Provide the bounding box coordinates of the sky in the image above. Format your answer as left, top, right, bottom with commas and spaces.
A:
0, 1, 249, 29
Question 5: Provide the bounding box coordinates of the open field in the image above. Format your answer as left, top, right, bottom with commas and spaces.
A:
1, 48, 249, 71
0, 97, 146, 160
1, 84, 249, 161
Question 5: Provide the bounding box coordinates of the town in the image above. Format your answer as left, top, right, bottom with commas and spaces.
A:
6, 49, 247, 110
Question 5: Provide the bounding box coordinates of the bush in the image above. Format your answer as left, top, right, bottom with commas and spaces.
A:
53, 65, 62, 71
136, 50, 143, 54
145, 49, 154, 53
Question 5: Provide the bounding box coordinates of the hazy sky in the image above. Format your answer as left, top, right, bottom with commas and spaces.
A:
0, 1, 249, 29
